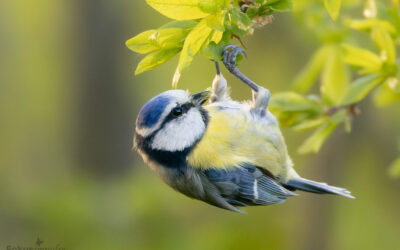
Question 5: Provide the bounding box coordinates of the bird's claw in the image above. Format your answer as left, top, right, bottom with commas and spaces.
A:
222, 45, 270, 113
221, 45, 259, 92
223, 45, 247, 74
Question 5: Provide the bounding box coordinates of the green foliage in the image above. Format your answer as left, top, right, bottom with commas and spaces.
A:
341, 44, 382, 74
324, 0, 342, 20
340, 74, 383, 105
373, 78, 400, 106
298, 120, 339, 154
288, 0, 399, 159
127, 0, 400, 176
269, 92, 323, 127
320, 45, 349, 105
175, 10, 226, 86
145, 0, 210, 20
127, 0, 291, 84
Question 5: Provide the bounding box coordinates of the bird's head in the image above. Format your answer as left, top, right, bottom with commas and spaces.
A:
134, 90, 210, 153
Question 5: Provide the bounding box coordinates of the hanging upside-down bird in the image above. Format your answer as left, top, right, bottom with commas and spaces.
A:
133, 45, 354, 213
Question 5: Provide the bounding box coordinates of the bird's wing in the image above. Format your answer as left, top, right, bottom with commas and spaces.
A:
200, 163, 296, 209
187, 104, 292, 177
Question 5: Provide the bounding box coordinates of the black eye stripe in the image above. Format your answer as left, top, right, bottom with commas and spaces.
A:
181, 103, 193, 111
169, 103, 194, 117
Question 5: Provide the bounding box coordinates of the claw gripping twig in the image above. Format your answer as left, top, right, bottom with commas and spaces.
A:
222, 45, 260, 92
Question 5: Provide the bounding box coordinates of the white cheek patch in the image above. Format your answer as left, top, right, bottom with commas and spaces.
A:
135, 90, 191, 137
150, 109, 206, 151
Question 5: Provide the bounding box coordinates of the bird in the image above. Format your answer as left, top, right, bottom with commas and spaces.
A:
133, 45, 353, 213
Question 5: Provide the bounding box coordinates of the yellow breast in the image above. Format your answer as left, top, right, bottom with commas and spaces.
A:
187, 105, 293, 177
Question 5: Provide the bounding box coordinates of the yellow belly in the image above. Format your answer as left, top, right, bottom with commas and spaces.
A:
186, 104, 293, 178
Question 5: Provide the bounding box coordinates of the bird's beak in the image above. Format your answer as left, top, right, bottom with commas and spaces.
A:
191, 91, 210, 107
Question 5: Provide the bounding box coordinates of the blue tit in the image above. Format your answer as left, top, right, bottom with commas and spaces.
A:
133, 46, 353, 213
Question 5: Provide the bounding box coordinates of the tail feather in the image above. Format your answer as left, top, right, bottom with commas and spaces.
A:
285, 178, 354, 199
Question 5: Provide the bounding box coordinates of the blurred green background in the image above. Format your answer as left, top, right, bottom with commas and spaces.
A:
1, 1, 400, 249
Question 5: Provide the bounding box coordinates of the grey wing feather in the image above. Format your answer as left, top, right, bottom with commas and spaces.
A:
158, 166, 244, 213
203, 164, 296, 209
198, 173, 245, 213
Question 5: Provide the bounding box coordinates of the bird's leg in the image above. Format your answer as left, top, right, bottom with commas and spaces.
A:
222, 45, 270, 114
210, 61, 230, 103
251, 87, 270, 116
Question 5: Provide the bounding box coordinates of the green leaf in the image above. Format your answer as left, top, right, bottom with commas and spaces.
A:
272, 109, 320, 128
205, 10, 226, 44
324, 0, 341, 20
298, 122, 338, 154
172, 10, 226, 86
341, 44, 382, 74
126, 21, 197, 54
228, 24, 250, 36
126, 30, 158, 54
373, 79, 400, 107
270, 92, 323, 128
293, 46, 330, 93
160, 20, 198, 29
135, 48, 181, 75
146, 0, 208, 20
198, 0, 229, 13
321, 46, 349, 105
203, 42, 224, 61
330, 109, 347, 124
229, 6, 253, 35
292, 116, 329, 132
388, 157, 400, 178
206, 10, 226, 31
270, 92, 322, 112
268, 0, 293, 12
153, 28, 191, 49
345, 19, 396, 35
173, 17, 214, 85
340, 74, 382, 105
234, 9, 252, 27
210, 30, 224, 43
372, 24, 397, 65
202, 30, 231, 61
178, 19, 213, 71
180, 11, 225, 65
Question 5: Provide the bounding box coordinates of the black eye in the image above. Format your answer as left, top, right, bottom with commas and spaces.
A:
172, 107, 183, 117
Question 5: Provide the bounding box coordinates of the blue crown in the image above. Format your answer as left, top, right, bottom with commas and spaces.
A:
137, 94, 171, 129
